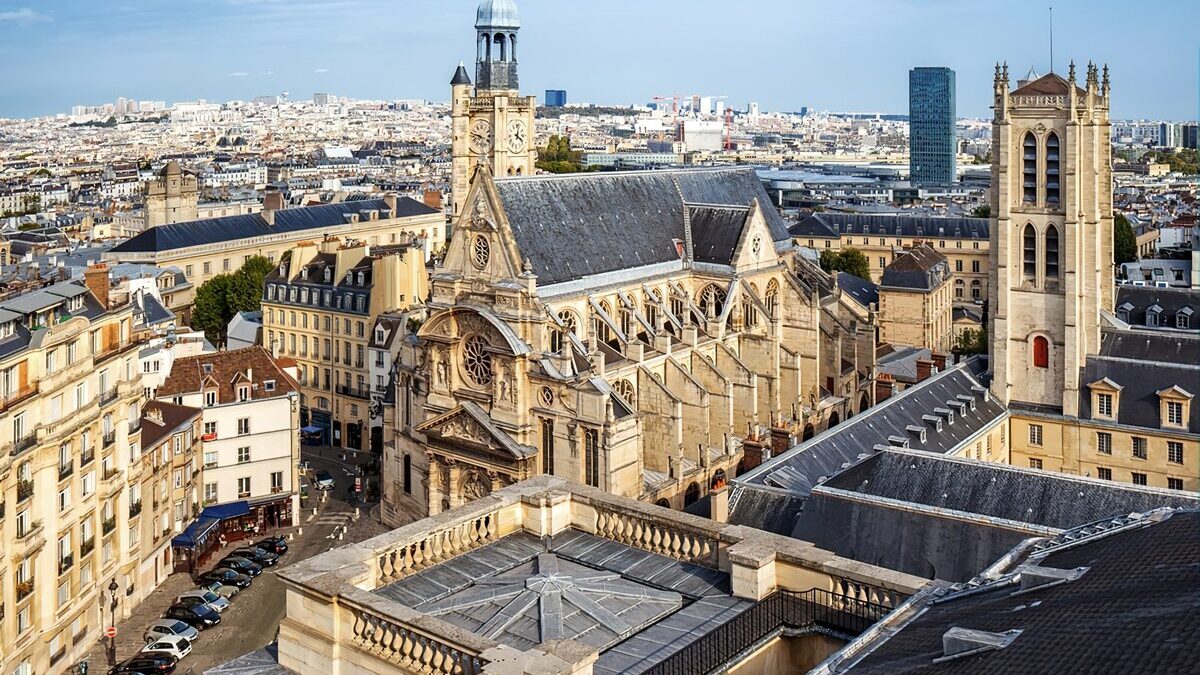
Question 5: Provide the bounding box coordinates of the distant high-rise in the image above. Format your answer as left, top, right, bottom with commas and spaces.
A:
313, 92, 333, 106
909, 67, 957, 185
1183, 123, 1199, 150
545, 89, 567, 107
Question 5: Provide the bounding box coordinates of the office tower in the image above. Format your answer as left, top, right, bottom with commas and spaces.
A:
545, 89, 567, 107
909, 67, 957, 185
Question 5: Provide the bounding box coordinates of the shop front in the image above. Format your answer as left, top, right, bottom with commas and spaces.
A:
170, 516, 221, 574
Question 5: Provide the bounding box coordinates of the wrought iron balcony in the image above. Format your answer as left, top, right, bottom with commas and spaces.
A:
129, 500, 142, 518
16, 479, 33, 502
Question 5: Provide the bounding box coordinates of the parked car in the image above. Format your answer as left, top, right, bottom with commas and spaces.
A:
219, 556, 263, 577
179, 588, 231, 613
196, 568, 252, 589
109, 653, 177, 674
164, 603, 221, 629
173, 593, 230, 615
232, 545, 280, 567
144, 619, 200, 645
141, 634, 193, 661
200, 579, 241, 599
313, 469, 335, 491
255, 536, 289, 555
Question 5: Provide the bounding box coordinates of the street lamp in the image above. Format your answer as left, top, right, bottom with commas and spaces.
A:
106, 579, 119, 666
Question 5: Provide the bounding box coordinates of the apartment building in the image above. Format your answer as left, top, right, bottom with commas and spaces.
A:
261, 238, 427, 451
156, 347, 300, 529
876, 245, 954, 352
0, 265, 145, 675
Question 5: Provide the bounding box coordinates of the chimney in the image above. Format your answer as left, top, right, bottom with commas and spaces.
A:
384, 192, 399, 215
263, 190, 285, 212
916, 358, 934, 382
875, 373, 895, 403
420, 190, 440, 211
84, 263, 110, 308
931, 352, 947, 372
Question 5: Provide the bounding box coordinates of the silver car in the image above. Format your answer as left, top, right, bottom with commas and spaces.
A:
200, 580, 240, 599
144, 618, 200, 644
178, 589, 231, 613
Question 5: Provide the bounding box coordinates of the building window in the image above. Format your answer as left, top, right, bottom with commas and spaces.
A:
402, 455, 412, 494
1131, 472, 1147, 486
971, 260, 980, 273
237, 418, 250, 435
1044, 225, 1059, 279
1022, 132, 1037, 203
1028, 424, 1043, 446
271, 471, 284, 493
541, 418, 554, 475
1096, 393, 1113, 418
1168, 441, 1184, 464
1168, 477, 1184, 491
1097, 467, 1111, 480
1029, 458, 1043, 469
1022, 224, 1037, 278
204, 483, 218, 504
1097, 432, 1111, 455
584, 428, 599, 488
1032, 336, 1049, 368
878, 256, 886, 268
204, 390, 216, 407
1166, 401, 1184, 427
237, 477, 251, 497
237, 447, 250, 464
203, 451, 217, 469
1045, 132, 1060, 205
1132, 436, 1148, 460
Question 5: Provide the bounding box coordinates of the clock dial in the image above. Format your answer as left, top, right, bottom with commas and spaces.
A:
506, 119, 527, 153
469, 119, 493, 154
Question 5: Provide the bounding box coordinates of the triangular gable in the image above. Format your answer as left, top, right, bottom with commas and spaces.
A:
730, 199, 778, 272
442, 164, 525, 283
416, 400, 536, 460
1157, 385, 1194, 400
1087, 377, 1123, 392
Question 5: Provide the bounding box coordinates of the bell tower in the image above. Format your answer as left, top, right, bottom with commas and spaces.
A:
450, 0, 538, 219
988, 61, 1113, 415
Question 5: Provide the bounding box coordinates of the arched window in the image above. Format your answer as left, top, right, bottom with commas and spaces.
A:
971, 279, 982, 299
697, 284, 726, 320
493, 33, 507, 61
1044, 225, 1060, 279
954, 278, 965, 299
594, 301, 613, 345
1033, 335, 1049, 368
1045, 133, 1060, 205
765, 279, 779, 318
1022, 132, 1037, 203
1023, 224, 1037, 279
509, 33, 517, 60
741, 294, 757, 328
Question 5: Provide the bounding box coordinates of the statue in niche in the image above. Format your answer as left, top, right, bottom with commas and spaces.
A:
461, 471, 491, 502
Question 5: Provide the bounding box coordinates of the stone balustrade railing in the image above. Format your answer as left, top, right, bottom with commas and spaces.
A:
377, 508, 501, 584
590, 500, 721, 569
344, 596, 490, 675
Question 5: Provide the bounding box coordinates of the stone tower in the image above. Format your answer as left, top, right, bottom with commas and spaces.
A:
145, 160, 199, 228
988, 61, 1113, 415
450, 0, 538, 218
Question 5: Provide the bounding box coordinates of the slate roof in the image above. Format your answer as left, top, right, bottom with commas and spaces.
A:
373, 529, 750, 675
1078, 355, 1199, 433
834, 509, 1200, 674
880, 246, 950, 291
789, 211, 989, 240
688, 205, 749, 265
110, 197, 437, 254
1114, 285, 1198, 328
492, 168, 790, 286
729, 358, 1003, 536
1099, 328, 1200, 362
1010, 70, 1088, 97
838, 272, 878, 309
875, 345, 933, 383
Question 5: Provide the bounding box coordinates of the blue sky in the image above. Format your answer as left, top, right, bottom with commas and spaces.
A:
0, 0, 1195, 120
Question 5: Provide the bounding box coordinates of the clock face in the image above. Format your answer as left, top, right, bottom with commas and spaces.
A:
506, 119, 527, 154
469, 119, 493, 154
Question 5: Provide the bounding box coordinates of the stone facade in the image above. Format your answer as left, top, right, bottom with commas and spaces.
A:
144, 161, 198, 228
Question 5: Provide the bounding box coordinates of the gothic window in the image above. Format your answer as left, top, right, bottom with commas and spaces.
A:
1023, 224, 1037, 279
669, 292, 685, 321
1045, 225, 1060, 279
471, 235, 490, 269
644, 299, 659, 332
765, 279, 779, 318
540, 418, 554, 475
741, 294, 757, 328
594, 301, 613, 345
613, 379, 635, 408
1033, 335, 1049, 368
697, 284, 727, 320
461, 335, 493, 386
584, 428, 600, 488
1022, 132, 1037, 204
1045, 132, 1060, 205
549, 310, 577, 353
620, 307, 634, 337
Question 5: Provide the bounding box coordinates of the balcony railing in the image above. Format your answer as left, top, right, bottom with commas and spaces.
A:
11, 433, 38, 457
102, 431, 115, 447
129, 501, 142, 518
102, 516, 116, 535
15, 579, 33, 602
336, 385, 371, 399
80, 537, 95, 557
58, 463, 73, 481
0, 384, 38, 413
16, 479, 33, 502
99, 388, 119, 406
103, 466, 119, 481
16, 519, 41, 540
58, 555, 73, 575
80, 450, 95, 467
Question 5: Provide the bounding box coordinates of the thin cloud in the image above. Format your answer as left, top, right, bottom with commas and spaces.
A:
313, 68, 329, 73
0, 8, 51, 23
228, 71, 251, 77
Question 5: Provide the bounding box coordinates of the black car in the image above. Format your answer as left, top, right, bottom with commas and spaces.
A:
110, 653, 177, 674
196, 568, 252, 589
219, 556, 263, 577
164, 602, 221, 629
232, 546, 280, 567
255, 536, 288, 555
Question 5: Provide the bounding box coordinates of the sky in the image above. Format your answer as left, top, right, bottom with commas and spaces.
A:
0, 0, 1195, 120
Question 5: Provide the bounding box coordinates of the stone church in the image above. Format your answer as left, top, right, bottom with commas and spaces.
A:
378, 1, 876, 527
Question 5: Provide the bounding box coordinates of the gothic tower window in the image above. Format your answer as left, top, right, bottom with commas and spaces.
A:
1045, 225, 1060, 279
1033, 335, 1049, 368
540, 418, 554, 475
1045, 132, 1060, 205
765, 279, 779, 318
1023, 224, 1037, 279
584, 428, 600, 488
1022, 132, 1037, 203
593, 302, 613, 345
698, 284, 727, 320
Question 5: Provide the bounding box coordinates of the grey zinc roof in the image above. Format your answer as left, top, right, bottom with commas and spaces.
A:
687, 205, 748, 265
838, 272, 878, 309
837, 509, 1200, 675
790, 211, 989, 239
493, 168, 789, 286
1114, 285, 1199, 327
1099, 328, 1200, 362
1078, 355, 1199, 433
110, 197, 437, 254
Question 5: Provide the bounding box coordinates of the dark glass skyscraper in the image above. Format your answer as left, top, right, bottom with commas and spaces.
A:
545, 89, 567, 107
909, 67, 957, 185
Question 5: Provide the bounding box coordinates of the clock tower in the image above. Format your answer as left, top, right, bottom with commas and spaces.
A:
450, 0, 538, 218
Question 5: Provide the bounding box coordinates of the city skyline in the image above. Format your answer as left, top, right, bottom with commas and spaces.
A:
1, 0, 1196, 120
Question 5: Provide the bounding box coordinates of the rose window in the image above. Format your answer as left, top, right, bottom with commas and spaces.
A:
462, 334, 493, 386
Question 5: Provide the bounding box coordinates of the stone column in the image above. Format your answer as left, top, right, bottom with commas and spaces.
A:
446, 459, 461, 510
426, 452, 442, 516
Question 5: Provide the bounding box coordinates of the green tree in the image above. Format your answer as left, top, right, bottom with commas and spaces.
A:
191, 255, 275, 344
1113, 213, 1137, 265
819, 247, 871, 280
970, 204, 991, 218
954, 326, 987, 356
536, 135, 583, 173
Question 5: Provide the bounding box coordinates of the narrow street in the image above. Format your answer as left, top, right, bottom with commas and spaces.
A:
79, 445, 390, 674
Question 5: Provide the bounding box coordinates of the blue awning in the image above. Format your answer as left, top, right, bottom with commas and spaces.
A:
171, 517, 220, 549
300, 425, 323, 434
201, 501, 250, 520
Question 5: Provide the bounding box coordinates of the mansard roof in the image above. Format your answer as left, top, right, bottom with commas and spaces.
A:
790, 211, 989, 240
1078, 355, 1200, 433
491, 168, 791, 286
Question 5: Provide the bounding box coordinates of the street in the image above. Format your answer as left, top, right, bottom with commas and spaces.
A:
80, 445, 390, 674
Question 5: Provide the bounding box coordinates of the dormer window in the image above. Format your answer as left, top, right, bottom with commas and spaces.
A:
264, 380, 276, 392
1116, 302, 1133, 323
356, 272, 364, 286
346, 272, 353, 284
1177, 308, 1193, 329
1157, 386, 1192, 430
1089, 378, 1122, 422
1146, 305, 1162, 327
324, 268, 332, 283
237, 385, 250, 402
300, 268, 308, 280
204, 390, 217, 407
266, 285, 275, 300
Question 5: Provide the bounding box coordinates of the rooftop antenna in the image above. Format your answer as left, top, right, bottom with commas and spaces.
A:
1048, 6, 1054, 74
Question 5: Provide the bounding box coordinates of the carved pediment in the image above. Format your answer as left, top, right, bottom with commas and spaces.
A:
417, 401, 536, 462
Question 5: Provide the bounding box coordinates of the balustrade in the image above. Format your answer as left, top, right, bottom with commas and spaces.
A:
592, 503, 720, 569
376, 510, 498, 584
347, 605, 488, 675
